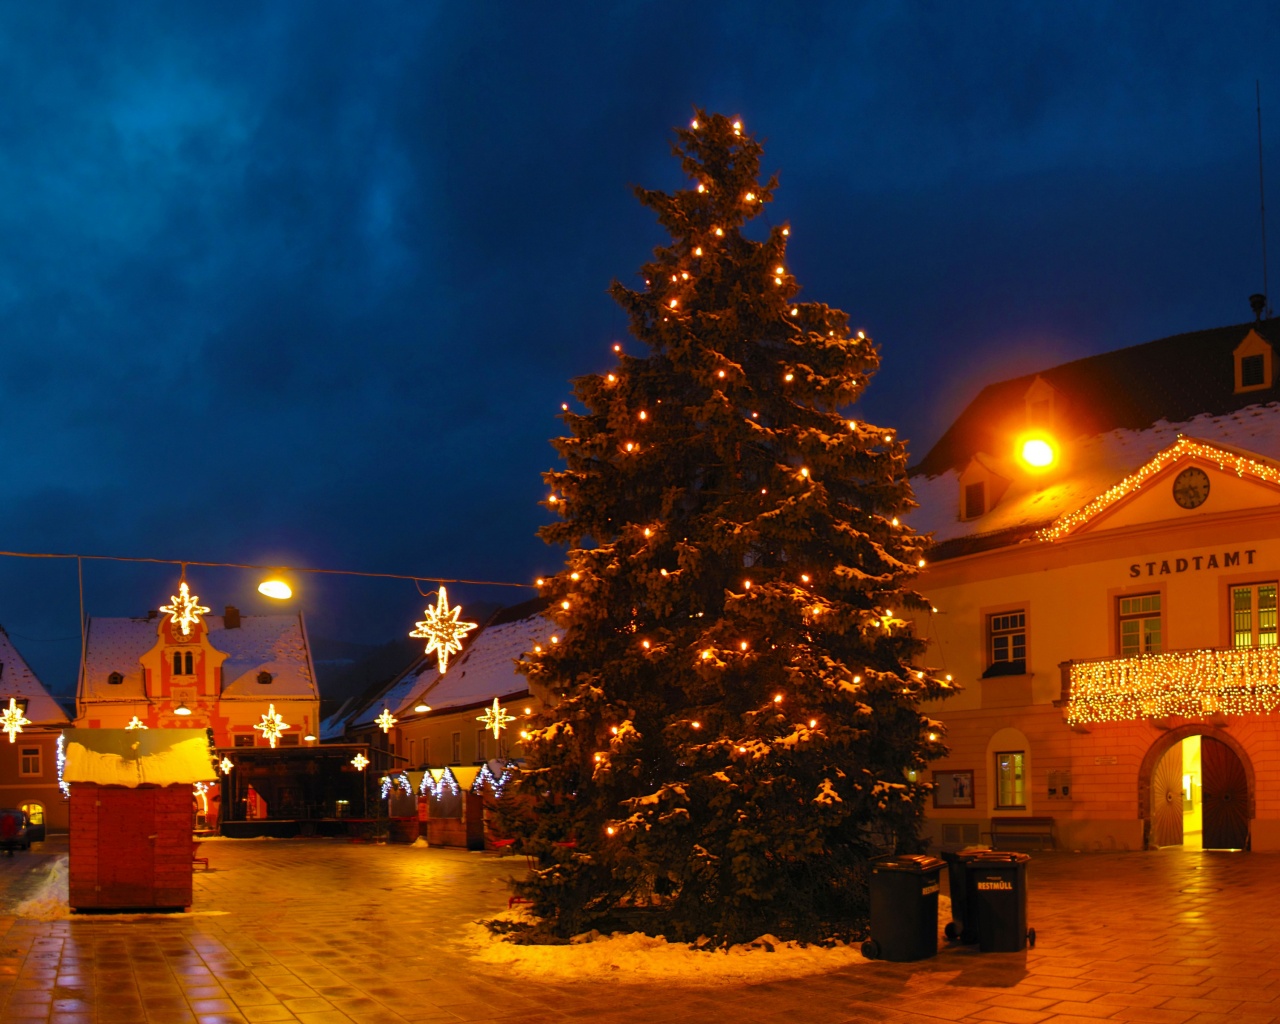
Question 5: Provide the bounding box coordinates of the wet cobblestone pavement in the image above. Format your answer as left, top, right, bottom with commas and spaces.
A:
0, 837, 1275, 1023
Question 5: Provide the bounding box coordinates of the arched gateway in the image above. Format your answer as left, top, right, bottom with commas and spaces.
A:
1138, 725, 1253, 850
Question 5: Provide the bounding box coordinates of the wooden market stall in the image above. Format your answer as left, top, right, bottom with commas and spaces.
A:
62, 728, 216, 910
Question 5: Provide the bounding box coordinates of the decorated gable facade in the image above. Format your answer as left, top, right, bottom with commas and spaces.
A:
77, 602, 321, 750
909, 317, 1280, 853
0, 626, 71, 832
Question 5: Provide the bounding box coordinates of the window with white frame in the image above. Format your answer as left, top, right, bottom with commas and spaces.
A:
19, 746, 40, 777
1119, 593, 1162, 656
984, 611, 1026, 676
1232, 583, 1278, 648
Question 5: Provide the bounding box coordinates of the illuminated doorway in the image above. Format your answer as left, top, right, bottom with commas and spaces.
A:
1146, 731, 1250, 850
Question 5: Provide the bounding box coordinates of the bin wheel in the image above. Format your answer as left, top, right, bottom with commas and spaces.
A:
861, 939, 880, 960
1027, 927, 1036, 949
944, 921, 960, 941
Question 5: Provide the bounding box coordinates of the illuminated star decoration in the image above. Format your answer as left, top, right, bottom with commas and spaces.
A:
220, 757, 234, 775
477, 697, 516, 740
125, 716, 149, 730
375, 708, 398, 733
1, 698, 31, 744
254, 704, 289, 748
160, 581, 211, 636
351, 752, 370, 771
410, 586, 478, 675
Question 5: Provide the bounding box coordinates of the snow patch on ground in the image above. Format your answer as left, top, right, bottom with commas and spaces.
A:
458, 895, 953, 985
15, 858, 70, 921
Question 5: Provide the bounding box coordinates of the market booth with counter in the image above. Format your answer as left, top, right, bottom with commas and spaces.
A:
61, 728, 216, 910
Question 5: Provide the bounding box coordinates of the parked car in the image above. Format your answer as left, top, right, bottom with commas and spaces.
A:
0, 808, 32, 854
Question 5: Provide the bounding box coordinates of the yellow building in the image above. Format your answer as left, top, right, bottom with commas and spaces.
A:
910, 318, 1280, 852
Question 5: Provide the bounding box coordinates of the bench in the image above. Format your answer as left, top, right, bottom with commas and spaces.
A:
986, 816, 1056, 850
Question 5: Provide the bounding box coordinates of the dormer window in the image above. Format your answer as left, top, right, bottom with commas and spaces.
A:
172, 651, 194, 676
964, 482, 985, 519
958, 455, 1010, 522
107, 672, 123, 686
1233, 329, 1274, 394
1023, 376, 1061, 429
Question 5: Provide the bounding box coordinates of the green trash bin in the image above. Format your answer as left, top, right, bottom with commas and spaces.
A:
965, 851, 1035, 952
861, 854, 945, 962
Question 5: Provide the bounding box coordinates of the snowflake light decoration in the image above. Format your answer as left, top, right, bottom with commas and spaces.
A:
254, 704, 289, 748
220, 757, 233, 775
1, 698, 31, 744
375, 708, 398, 733
477, 697, 516, 740
160, 581, 211, 636
125, 716, 148, 730
410, 586, 478, 674
351, 752, 370, 771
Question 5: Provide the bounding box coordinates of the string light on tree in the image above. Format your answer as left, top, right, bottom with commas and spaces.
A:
410, 586, 478, 674
159, 579, 210, 636
254, 704, 289, 748
375, 709, 397, 733
478, 697, 516, 740
1, 698, 30, 743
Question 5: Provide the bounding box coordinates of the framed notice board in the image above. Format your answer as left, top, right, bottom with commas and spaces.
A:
932, 769, 975, 809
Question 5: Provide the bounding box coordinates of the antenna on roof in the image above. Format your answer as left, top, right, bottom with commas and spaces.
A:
1257, 80, 1272, 320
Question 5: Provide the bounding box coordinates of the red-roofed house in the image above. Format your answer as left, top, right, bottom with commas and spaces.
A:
0, 626, 71, 833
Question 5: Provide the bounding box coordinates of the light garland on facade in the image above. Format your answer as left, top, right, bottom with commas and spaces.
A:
1067, 645, 1280, 724
253, 704, 289, 748
1038, 436, 1280, 542
57, 734, 69, 797
410, 586, 478, 674
159, 580, 211, 636
1, 698, 30, 743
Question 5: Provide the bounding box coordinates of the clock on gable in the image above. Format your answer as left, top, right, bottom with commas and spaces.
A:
1172, 466, 1210, 509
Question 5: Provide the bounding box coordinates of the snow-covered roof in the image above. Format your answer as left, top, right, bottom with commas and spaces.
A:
909, 402, 1280, 546
352, 659, 431, 728
62, 728, 217, 787
402, 613, 549, 715
0, 627, 68, 726
80, 614, 317, 702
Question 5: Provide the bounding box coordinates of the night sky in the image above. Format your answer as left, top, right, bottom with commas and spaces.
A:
4, 3, 1280, 692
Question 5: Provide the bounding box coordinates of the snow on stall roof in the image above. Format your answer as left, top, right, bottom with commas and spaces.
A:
80, 615, 317, 701
0, 627, 68, 725
908, 402, 1280, 544
351, 659, 431, 728
62, 728, 217, 786
398, 614, 550, 715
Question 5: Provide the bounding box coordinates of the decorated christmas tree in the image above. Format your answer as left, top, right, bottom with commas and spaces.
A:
504, 111, 951, 944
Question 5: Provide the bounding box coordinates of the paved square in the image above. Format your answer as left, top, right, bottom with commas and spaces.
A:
0, 838, 1273, 1023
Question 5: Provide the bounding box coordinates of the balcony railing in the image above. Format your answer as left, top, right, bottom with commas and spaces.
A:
1063, 644, 1280, 725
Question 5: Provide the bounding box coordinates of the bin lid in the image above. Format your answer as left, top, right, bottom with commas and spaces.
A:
969, 850, 1031, 864
872, 853, 945, 873
940, 846, 991, 863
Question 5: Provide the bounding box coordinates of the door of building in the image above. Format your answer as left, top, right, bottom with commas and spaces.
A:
1150, 743, 1184, 847
1201, 736, 1249, 850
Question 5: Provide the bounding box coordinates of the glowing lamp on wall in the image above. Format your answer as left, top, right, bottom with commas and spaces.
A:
1018, 434, 1058, 472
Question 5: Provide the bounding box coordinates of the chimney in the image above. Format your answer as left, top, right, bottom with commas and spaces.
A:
1250, 293, 1267, 321
147, 610, 158, 620
224, 606, 241, 629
